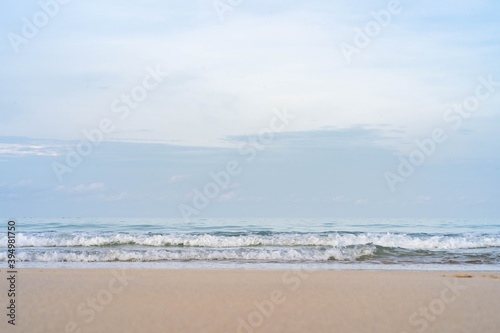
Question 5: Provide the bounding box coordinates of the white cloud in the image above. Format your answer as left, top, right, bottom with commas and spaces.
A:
100, 191, 128, 202
53, 183, 127, 202
416, 195, 431, 203
354, 199, 367, 206
55, 183, 106, 194
11, 179, 33, 187
0, 143, 60, 156
3, 1, 498, 150
219, 190, 239, 201
168, 175, 191, 184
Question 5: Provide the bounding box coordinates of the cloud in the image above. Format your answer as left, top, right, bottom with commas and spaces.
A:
11, 179, 33, 187
0, 143, 60, 156
219, 190, 239, 202
55, 183, 106, 194
168, 175, 191, 184
416, 195, 431, 203
2, 1, 499, 149
354, 199, 367, 206
53, 183, 127, 202
95, 191, 128, 202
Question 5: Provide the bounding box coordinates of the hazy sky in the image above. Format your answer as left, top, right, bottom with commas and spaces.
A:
1, 0, 499, 218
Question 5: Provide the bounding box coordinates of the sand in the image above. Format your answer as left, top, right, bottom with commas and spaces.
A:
1, 269, 500, 333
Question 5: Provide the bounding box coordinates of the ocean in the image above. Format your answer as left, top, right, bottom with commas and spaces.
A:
3, 218, 500, 271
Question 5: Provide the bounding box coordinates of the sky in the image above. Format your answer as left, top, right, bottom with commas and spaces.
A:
1, 0, 499, 218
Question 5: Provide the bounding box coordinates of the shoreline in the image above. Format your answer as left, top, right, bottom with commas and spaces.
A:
2, 269, 500, 332
13, 261, 500, 272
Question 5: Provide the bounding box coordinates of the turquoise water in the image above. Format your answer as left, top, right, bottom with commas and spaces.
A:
2, 218, 500, 271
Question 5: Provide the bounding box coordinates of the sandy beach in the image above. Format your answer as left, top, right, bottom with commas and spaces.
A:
0, 269, 499, 333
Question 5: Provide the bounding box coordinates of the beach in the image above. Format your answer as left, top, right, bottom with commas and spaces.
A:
2, 0, 500, 332
2, 269, 500, 333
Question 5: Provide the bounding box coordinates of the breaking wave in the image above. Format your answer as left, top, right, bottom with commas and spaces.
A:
3, 232, 500, 250
0, 246, 376, 262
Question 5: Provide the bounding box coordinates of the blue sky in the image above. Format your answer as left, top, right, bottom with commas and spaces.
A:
1, 0, 499, 217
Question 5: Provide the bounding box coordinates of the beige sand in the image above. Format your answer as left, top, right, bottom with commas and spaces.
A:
1, 269, 500, 333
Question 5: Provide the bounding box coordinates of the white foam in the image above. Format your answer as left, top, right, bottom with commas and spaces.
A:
0, 246, 376, 262
3, 232, 500, 250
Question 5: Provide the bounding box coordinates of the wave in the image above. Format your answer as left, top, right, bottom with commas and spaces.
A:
3, 232, 500, 250
0, 246, 376, 262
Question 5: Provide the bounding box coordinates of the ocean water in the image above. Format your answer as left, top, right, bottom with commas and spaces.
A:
2, 218, 500, 271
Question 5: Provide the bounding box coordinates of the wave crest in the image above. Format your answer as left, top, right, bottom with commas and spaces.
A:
0, 246, 376, 262
3, 232, 500, 250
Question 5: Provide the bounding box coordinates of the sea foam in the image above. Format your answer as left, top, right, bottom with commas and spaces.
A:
3, 232, 500, 250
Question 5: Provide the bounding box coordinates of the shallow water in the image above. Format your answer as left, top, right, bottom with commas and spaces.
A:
3, 218, 500, 271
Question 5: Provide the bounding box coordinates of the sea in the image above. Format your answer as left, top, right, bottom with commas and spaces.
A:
2, 218, 500, 271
